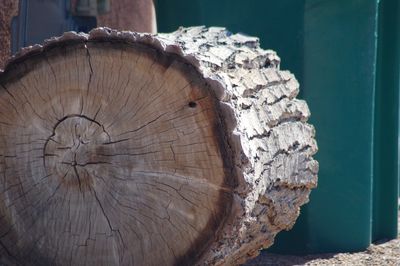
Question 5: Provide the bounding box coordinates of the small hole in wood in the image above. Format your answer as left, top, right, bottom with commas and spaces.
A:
188, 101, 197, 108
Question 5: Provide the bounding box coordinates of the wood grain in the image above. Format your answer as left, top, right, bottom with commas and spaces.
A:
0, 37, 233, 265
0, 27, 318, 265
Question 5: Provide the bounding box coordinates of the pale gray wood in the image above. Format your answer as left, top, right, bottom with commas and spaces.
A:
0, 27, 318, 265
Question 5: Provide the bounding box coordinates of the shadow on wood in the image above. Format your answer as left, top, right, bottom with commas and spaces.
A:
0, 27, 318, 265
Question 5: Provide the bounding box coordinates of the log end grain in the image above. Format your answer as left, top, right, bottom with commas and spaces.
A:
0, 27, 318, 266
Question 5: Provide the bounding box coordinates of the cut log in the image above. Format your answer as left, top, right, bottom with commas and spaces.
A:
0, 27, 318, 266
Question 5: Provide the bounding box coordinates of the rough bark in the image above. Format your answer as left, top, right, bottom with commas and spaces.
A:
0, 0, 19, 70
0, 27, 318, 265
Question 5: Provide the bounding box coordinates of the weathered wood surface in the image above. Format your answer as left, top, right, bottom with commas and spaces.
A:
0, 27, 318, 265
0, 0, 19, 70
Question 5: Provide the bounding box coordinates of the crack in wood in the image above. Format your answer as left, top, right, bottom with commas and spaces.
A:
0, 27, 317, 266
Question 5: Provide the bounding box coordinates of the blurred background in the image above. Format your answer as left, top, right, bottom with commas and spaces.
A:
0, 0, 398, 256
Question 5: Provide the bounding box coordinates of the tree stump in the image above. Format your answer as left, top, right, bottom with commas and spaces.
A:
0, 27, 318, 266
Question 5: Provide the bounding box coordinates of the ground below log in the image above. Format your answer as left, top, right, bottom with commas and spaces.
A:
246, 210, 400, 266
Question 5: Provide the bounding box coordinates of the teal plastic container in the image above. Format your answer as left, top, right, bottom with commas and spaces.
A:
156, 0, 399, 254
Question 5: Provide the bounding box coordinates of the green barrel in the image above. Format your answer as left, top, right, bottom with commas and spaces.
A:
372, 0, 399, 242
156, 0, 399, 254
